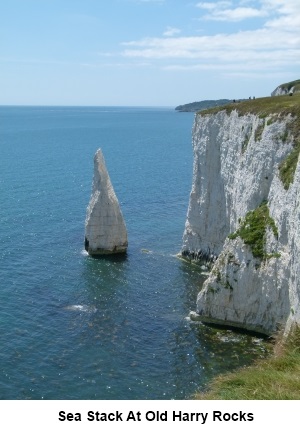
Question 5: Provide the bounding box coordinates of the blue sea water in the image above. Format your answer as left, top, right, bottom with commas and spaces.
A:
0, 106, 269, 400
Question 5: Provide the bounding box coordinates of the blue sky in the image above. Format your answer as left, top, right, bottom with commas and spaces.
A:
1, 0, 299, 106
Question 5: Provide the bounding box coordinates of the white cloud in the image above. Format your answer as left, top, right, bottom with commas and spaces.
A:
163, 27, 181, 37
196, 0, 300, 23
263, 0, 300, 29
203, 6, 268, 21
120, 1, 300, 76
122, 30, 300, 59
197, 1, 268, 21
196, 1, 232, 11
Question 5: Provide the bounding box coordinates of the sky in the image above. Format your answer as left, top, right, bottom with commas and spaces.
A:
0, 0, 299, 106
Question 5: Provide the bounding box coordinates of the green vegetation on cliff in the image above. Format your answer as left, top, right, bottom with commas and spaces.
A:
228, 201, 279, 260
195, 325, 300, 400
279, 140, 300, 189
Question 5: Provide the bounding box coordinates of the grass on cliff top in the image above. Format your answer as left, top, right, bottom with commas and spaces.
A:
194, 325, 300, 400
199, 94, 300, 190
198, 93, 300, 118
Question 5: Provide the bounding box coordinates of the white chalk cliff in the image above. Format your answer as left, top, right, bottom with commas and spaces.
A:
182, 97, 300, 335
85, 149, 128, 255
271, 79, 300, 96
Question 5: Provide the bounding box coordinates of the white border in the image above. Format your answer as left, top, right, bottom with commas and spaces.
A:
1, 400, 299, 429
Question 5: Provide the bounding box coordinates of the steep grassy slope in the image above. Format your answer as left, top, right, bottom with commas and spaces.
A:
195, 326, 300, 400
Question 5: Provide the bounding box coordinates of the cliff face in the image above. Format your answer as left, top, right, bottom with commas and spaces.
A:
182, 97, 300, 335
271, 79, 300, 96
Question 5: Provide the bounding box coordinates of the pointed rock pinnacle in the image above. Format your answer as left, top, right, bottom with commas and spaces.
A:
84, 149, 128, 256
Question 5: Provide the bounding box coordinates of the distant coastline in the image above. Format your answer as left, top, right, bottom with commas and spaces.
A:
175, 99, 232, 112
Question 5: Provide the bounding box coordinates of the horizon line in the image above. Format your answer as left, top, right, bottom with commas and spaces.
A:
0, 103, 178, 109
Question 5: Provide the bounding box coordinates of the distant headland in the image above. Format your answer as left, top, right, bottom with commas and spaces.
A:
175, 99, 241, 112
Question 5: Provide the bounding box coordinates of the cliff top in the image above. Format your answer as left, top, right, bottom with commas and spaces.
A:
199, 93, 300, 190
198, 93, 300, 118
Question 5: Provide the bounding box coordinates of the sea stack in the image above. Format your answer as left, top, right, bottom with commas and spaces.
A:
84, 149, 128, 256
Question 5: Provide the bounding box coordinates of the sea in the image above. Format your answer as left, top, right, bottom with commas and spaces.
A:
0, 106, 270, 400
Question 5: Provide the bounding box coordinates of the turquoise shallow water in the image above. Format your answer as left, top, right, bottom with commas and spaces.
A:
0, 106, 270, 399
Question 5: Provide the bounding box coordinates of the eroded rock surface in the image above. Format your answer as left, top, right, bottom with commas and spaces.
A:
182, 104, 300, 335
85, 149, 128, 256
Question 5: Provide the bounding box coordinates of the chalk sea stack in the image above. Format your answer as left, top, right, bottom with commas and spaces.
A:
84, 149, 128, 256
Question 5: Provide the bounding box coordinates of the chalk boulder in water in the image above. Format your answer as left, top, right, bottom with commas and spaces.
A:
84, 149, 128, 256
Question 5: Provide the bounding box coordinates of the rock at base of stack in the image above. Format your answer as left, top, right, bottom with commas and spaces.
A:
84, 149, 128, 256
